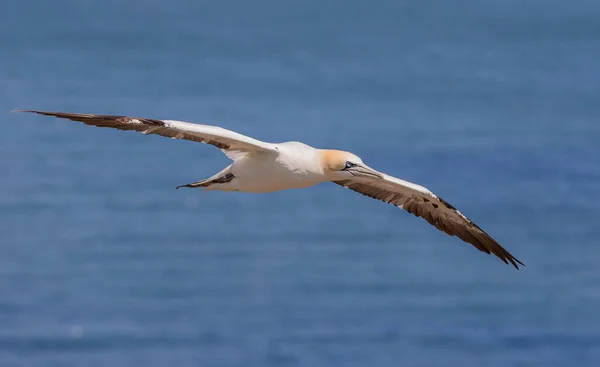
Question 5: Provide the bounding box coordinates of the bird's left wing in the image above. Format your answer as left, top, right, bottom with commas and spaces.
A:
334, 174, 524, 269
14, 110, 277, 159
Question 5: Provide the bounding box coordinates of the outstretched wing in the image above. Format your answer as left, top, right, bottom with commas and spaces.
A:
334, 174, 523, 269
15, 110, 277, 159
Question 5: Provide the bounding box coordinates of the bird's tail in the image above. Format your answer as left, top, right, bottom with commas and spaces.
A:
176, 166, 235, 190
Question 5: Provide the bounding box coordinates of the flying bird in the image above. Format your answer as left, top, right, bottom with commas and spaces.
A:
15, 110, 523, 269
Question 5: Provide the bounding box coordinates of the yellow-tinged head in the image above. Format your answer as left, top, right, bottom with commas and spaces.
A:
319, 150, 383, 180
320, 150, 363, 171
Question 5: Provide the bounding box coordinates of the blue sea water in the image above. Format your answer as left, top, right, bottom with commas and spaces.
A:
1, 0, 600, 366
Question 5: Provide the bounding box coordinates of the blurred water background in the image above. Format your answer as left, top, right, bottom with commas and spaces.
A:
1, 0, 600, 366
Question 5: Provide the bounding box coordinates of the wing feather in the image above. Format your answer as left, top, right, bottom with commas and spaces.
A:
334, 174, 523, 269
15, 110, 276, 159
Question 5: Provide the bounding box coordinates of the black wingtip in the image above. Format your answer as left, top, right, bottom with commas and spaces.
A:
507, 256, 525, 270
12, 109, 47, 115
513, 259, 525, 271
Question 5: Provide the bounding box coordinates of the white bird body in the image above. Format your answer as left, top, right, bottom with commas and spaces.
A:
223, 142, 327, 193
15, 110, 524, 269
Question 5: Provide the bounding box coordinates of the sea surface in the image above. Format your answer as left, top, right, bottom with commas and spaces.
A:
1, 1, 600, 366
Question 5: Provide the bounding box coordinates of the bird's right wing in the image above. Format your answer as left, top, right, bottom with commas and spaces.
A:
334, 173, 524, 269
15, 110, 277, 160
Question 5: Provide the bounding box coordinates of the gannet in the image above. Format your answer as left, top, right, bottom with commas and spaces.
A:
15, 110, 524, 269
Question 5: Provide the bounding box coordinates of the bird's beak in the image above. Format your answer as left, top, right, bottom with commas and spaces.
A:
348, 164, 384, 179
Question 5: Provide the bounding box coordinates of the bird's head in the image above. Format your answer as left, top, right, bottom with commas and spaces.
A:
320, 150, 383, 181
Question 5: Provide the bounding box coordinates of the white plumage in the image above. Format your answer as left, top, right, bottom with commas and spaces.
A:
15, 109, 524, 269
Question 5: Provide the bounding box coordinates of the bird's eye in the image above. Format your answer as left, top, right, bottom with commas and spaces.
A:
344, 161, 355, 170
